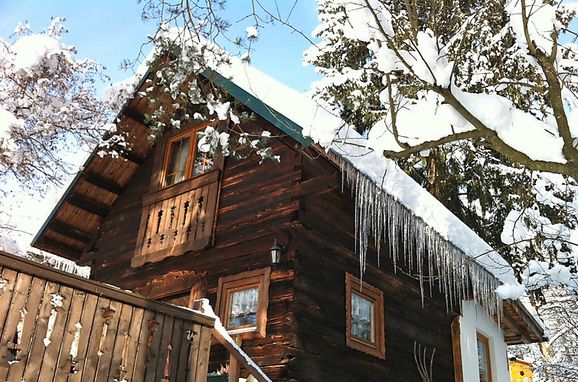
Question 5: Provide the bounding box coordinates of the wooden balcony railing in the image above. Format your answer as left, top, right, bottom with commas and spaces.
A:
132, 170, 221, 267
0, 250, 214, 382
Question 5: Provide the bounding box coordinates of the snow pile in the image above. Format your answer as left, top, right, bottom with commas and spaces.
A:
10, 34, 70, 74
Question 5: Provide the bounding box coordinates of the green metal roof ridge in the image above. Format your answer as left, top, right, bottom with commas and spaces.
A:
202, 68, 313, 147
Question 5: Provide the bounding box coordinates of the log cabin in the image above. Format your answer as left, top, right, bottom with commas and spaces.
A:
31, 55, 545, 382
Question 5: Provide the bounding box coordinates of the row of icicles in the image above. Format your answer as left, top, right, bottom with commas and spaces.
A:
333, 153, 501, 317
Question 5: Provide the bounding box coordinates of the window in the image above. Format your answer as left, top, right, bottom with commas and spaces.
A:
345, 273, 385, 359
162, 124, 215, 187
216, 268, 271, 338
477, 333, 493, 382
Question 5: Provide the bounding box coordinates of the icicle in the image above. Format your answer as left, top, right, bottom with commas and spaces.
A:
330, 153, 500, 317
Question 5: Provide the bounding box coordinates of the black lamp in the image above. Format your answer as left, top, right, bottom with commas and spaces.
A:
270, 239, 284, 265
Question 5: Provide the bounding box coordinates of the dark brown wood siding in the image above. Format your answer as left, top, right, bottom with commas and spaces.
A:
89, 117, 300, 380
88, 115, 458, 381
287, 153, 457, 382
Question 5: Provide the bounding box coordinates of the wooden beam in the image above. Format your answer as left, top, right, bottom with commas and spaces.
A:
48, 220, 93, 243
67, 192, 110, 217
35, 237, 83, 260
228, 335, 242, 382
83, 172, 125, 195
506, 300, 545, 342
501, 310, 532, 344
123, 108, 147, 125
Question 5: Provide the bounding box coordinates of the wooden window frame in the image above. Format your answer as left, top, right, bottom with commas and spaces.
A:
345, 273, 385, 359
476, 332, 493, 382
216, 268, 271, 338
160, 121, 216, 188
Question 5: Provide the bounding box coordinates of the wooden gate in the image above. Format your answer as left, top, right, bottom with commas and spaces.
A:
0, 250, 214, 382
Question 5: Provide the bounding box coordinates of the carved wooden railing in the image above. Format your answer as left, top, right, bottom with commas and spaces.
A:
0, 250, 214, 382
132, 170, 221, 267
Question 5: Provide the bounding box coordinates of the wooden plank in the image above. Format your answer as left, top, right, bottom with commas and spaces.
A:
131, 309, 156, 381
83, 172, 125, 195
0, 272, 32, 379
228, 335, 242, 382
106, 303, 133, 382
183, 188, 200, 243
143, 312, 165, 382
133, 204, 152, 263
195, 183, 210, 240
22, 281, 61, 381
117, 307, 145, 382
203, 181, 219, 240
53, 289, 86, 382
451, 315, 464, 382
142, 170, 219, 206
5, 277, 47, 381
76, 297, 111, 382
68, 293, 98, 382
156, 197, 173, 253
154, 314, 174, 382
193, 326, 212, 382
186, 324, 203, 382
95, 300, 125, 381
37, 285, 74, 380
0, 251, 214, 327
168, 318, 184, 380
169, 193, 184, 246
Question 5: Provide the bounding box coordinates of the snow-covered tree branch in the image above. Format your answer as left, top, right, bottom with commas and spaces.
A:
0, 18, 113, 188
305, 0, 578, 178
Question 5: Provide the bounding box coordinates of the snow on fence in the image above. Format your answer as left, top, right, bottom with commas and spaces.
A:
0, 250, 215, 382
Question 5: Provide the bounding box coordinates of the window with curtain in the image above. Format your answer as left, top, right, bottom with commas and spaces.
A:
216, 268, 271, 338
228, 287, 259, 329
345, 273, 385, 359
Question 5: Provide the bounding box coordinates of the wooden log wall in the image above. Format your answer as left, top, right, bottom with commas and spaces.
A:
89, 118, 302, 381
0, 251, 214, 382
84, 113, 461, 381
287, 152, 458, 382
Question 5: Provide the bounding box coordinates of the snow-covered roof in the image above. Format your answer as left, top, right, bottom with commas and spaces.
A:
217, 58, 517, 285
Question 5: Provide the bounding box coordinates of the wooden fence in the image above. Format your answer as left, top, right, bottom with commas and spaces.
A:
0, 250, 214, 382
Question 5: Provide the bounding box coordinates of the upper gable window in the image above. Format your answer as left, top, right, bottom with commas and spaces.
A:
162, 125, 215, 187
345, 273, 385, 359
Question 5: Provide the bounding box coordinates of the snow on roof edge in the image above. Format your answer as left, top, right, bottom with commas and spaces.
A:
220, 58, 518, 287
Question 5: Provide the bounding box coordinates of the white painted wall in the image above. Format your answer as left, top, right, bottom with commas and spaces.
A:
459, 301, 510, 382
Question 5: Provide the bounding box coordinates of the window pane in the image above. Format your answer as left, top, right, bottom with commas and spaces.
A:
228, 287, 259, 329
165, 137, 191, 186
192, 149, 214, 177
477, 336, 491, 382
351, 292, 374, 342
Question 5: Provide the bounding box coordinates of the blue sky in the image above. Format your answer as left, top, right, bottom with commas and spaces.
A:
0, 0, 321, 91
